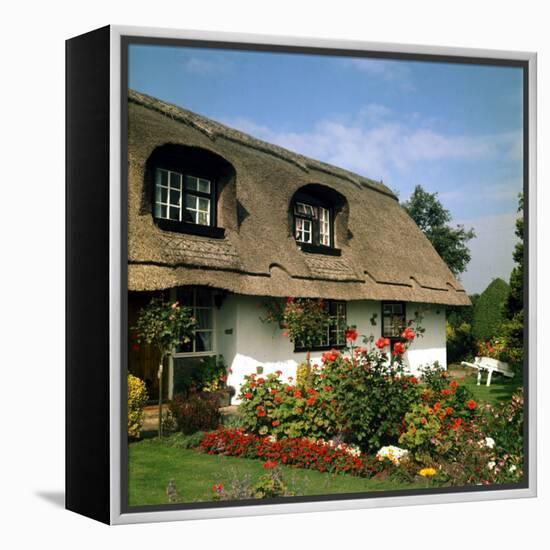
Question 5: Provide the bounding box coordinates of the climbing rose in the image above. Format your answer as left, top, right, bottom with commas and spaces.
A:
345, 328, 359, 342
244, 392, 253, 399
401, 327, 415, 340
375, 337, 390, 349
409, 376, 418, 384
322, 349, 340, 363
393, 342, 405, 355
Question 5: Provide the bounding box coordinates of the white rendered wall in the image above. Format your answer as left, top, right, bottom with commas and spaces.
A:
222, 296, 447, 400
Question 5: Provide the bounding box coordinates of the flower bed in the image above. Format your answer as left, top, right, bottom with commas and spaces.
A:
199, 428, 380, 477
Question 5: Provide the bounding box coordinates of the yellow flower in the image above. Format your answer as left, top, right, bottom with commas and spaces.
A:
419, 467, 437, 477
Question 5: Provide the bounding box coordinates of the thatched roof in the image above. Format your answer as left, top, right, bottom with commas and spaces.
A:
127, 90, 470, 306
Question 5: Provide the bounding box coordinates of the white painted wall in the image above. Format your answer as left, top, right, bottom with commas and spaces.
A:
220, 295, 447, 400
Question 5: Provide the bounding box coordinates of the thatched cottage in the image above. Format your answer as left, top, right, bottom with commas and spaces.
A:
127, 90, 470, 401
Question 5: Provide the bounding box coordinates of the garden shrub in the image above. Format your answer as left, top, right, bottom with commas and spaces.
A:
238, 326, 422, 451
399, 370, 478, 458
295, 361, 312, 387
472, 278, 510, 342
173, 355, 228, 395
128, 373, 148, 439
170, 391, 221, 435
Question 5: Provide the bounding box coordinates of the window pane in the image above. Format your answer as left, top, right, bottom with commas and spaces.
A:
169, 206, 180, 221
160, 205, 167, 219
169, 188, 180, 205
170, 171, 181, 189
196, 331, 212, 352
186, 194, 197, 209
160, 187, 168, 203
184, 209, 196, 223
198, 197, 210, 212
158, 169, 168, 186
185, 175, 198, 191
197, 212, 208, 225
195, 308, 212, 330
198, 178, 211, 193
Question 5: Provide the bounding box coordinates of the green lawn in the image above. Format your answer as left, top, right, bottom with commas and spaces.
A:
449, 366, 522, 407
128, 439, 429, 506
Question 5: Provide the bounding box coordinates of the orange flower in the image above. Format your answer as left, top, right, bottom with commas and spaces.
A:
401, 327, 415, 341
375, 337, 390, 349
466, 399, 476, 410
272, 419, 280, 427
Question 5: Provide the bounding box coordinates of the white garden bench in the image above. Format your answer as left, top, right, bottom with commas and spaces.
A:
461, 357, 515, 387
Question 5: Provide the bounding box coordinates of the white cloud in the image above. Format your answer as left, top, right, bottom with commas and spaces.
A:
222, 108, 522, 182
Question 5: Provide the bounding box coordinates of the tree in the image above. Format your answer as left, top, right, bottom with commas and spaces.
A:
133, 297, 197, 437
501, 194, 524, 367
403, 185, 475, 276
471, 278, 510, 342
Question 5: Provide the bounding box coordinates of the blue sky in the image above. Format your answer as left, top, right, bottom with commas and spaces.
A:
129, 44, 524, 294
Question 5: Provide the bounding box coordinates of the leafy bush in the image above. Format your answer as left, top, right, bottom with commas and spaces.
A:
472, 278, 510, 342
170, 391, 221, 435
173, 355, 228, 395
296, 361, 312, 387
128, 373, 148, 439
446, 321, 476, 363
399, 372, 478, 458
238, 371, 333, 440
238, 326, 422, 452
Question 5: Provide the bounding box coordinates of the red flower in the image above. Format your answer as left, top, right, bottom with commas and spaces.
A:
322, 349, 340, 363
409, 376, 418, 384
306, 387, 317, 396
263, 460, 278, 469
212, 483, 224, 493
393, 342, 405, 355
323, 385, 333, 392
274, 396, 283, 404
270, 388, 279, 395
293, 390, 302, 398
450, 418, 463, 430
244, 392, 253, 399
466, 399, 476, 410
446, 406, 454, 415
433, 401, 441, 411
286, 297, 294, 304
257, 377, 265, 384
284, 385, 293, 393
375, 337, 390, 349
345, 328, 359, 342
272, 420, 280, 427
275, 370, 283, 376
306, 397, 316, 406
441, 388, 451, 396
401, 327, 415, 341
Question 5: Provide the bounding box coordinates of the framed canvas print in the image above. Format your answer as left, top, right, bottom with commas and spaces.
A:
66, 25, 537, 525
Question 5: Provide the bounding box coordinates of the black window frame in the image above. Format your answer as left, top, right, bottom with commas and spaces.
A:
381, 301, 407, 352
293, 300, 347, 352
292, 193, 340, 256
152, 167, 225, 239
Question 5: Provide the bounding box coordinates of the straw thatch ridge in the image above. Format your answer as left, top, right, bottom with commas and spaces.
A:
127, 89, 471, 307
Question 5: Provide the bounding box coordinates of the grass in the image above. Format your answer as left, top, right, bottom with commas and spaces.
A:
128, 438, 428, 506
448, 365, 522, 407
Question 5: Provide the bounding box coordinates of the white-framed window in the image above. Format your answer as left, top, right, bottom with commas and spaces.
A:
293, 200, 332, 247
295, 217, 313, 243
319, 207, 330, 246
174, 287, 215, 355
154, 169, 213, 227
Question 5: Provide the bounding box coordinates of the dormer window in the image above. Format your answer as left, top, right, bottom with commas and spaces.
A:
294, 202, 332, 246
154, 169, 213, 226
146, 144, 236, 239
